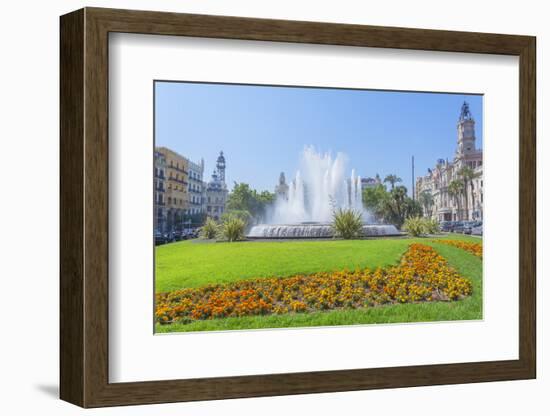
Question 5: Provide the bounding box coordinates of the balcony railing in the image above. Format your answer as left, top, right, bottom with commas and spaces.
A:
168, 177, 188, 185
168, 165, 188, 175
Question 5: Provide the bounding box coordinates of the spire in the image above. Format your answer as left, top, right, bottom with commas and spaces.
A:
216, 151, 226, 183
459, 101, 473, 121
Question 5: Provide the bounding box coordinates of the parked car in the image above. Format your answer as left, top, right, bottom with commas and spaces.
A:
182, 228, 199, 239
471, 224, 483, 236
463, 221, 482, 235
164, 231, 176, 243
154, 231, 166, 245
451, 221, 466, 233
439, 221, 454, 232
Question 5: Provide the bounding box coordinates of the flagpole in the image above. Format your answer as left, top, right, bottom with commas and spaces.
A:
412, 155, 415, 200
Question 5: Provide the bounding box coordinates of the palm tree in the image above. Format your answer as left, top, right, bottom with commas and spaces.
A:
383, 174, 402, 190
418, 190, 434, 218
457, 166, 480, 221
379, 185, 408, 228
448, 180, 463, 220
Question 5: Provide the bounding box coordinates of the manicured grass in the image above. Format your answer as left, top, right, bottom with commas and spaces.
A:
155, 238, 415, 293
155, 234, 482, 333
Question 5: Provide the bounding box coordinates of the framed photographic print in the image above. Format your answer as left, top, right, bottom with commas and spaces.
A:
60, 7, 536, 408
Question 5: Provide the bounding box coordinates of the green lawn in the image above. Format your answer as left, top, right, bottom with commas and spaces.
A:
156, 235, 482, 332
155, 234, 480, 292
156, 238, 414, 293
155, 234, 482, 333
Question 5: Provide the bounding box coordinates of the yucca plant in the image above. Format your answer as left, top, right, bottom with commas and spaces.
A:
331, 208, 363, 239
403, 216, 426, 237
425, 218, 440, 235
199, 217, 219, 239
219, 217, 246, 242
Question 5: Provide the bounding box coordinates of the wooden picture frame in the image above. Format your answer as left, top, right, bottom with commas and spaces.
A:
60, 7, 536, 408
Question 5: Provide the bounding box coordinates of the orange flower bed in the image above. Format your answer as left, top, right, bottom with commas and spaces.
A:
156, 244, 473, 325
435, 239, 482, 258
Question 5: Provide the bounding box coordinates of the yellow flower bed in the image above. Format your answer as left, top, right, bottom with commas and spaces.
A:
156, 243, 473, 325
435, 239, 482, 258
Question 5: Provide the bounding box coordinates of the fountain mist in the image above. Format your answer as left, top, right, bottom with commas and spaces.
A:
247, 147, 400, 238
268, 146, 366, 224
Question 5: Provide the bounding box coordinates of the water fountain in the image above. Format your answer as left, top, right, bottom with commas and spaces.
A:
247, 147, 401, 239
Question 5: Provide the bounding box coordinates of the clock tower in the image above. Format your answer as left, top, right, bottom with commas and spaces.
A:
216, 151, 226, 184
456, 101, 476, 158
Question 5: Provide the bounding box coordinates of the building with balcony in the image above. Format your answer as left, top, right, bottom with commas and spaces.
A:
154, 151, 167, 232
187, 158, 206, 216
416, 101, 483, 222
156, 146, 189, 231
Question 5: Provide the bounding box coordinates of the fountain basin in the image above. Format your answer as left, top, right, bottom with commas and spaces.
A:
247, 222, 401, 239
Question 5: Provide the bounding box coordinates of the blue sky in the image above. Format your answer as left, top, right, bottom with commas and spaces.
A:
155, 81, 482, 194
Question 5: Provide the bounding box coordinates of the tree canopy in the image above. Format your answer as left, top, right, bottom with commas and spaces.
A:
362, 182, 421, 229
226, 182, 275, 222
383, 174, 402, 190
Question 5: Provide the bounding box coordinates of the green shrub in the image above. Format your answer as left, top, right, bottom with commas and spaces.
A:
200, 218, 220, 239
403, 217, 426, 237
332, 208, 363, 239
219, 217, 246, 242
221, 209, 253, 226
403, 217, 440, 237
425, 218, 440, 234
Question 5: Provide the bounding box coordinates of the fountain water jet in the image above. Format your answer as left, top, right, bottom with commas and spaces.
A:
247, 146, 400, 239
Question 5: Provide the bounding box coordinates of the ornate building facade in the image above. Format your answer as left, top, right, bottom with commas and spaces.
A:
156, 147, 189, 231
154, 151, 167, 232
361, 174, 382, 191
274, 172, 289, 200
206, 151, 228, 221
187, 158, 206, 216
154, 148, 228, 230
416, 102, 483, 222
